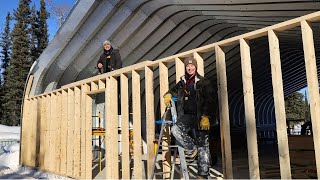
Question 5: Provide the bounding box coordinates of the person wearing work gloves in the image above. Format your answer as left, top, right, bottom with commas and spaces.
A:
163, 56, 215, 179
97, 40, 122, 74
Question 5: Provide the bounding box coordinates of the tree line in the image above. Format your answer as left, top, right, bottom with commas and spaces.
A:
0, 0, 49, 126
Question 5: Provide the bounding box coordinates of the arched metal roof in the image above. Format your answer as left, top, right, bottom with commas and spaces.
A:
29, 0, 320, 96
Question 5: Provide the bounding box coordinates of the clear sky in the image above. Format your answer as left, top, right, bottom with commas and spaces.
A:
0, 0, 77, 41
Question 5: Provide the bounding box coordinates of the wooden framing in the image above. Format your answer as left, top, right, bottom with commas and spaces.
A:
268, 30, 291, 179
20, 11, 320, 179
240, 38, 260, 179
132, 70, 143, 179
145, 66, 155, 178
121, 74, 130, 179
159, 62, 171, 179
301, 20, 320, 178
215, 46, 233, 179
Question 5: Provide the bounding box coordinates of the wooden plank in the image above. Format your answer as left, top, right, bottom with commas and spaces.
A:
55, 92, 62, 173
86, 88, 105, 95
80, 84, 87, 179
215, 46, 233, 179
60, 90, 68, 175
121, 74, 130, 179
105, 77, 119, 179
240, 38, 260, 179
39, 97, 46, 169
175, 57, 184, 83
85, 84, 92, 179
98, 79, 106, 89
132, 70, 142, 179
91, 81, 98, 91
45, 95, 51, 171
145, 66, 155, 178
20, 98, 30, 166
268, 30, 291, 179
301, 20, 320, 178
74, 86, 81, 178
24, 75, 34, 99
29, 98, 38, 167
66, 88, 75, 177
193, 52, 204, 76
159, 62, 171, 178
50, 93, 57, 172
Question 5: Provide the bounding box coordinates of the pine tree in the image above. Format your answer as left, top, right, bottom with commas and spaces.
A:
37, 0, 49, 54
30, 4, 39, 63
3, 0, 32, 126
0, 12, 12, 124
0, 12, 12, 82
304, 90, 310, 121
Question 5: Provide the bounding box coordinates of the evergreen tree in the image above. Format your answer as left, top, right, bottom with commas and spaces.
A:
0, 12, 12, 82
37, 0, 49, 54
0, 12, 12, 124
304, 90, 310, 121
3, 0, 32, 126
285, 92, 305, 120
30, 4, 39, 63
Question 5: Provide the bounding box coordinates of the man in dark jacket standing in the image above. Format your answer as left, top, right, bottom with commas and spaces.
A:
97, 40, 122, 73
163, 56, 215, 179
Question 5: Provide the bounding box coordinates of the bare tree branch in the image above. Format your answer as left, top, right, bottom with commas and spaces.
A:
46, 0, 71, 27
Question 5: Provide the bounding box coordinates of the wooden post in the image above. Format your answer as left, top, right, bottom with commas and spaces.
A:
159, 62, 171, 178
80, 84, 87, 178
85, 84, 92, 179
301, 20, 320, 178
145, 66, 155, 178
132, 70, 143, 179
21, 98, 30, 166
175, 57, 184, 82
240, 38, 260, 179
67, 88, 75, 177
45, 94, 52, 172
30, 98, 37, 167
121, 74, 130, 179
60, 90, 68, 175
194, 52, 204, 76
105, 77, 119, 179
74, 86, 81, 178
39, 96, 47, 170
215, 46, 233, 179
50, 93, 57, 172
268, 30, 291, 179
55, 92, 62, 173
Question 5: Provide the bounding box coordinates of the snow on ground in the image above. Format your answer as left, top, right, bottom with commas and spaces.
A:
0, 124, 71, 179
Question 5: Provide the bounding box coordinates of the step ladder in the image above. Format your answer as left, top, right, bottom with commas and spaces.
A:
150, 99, 190, 180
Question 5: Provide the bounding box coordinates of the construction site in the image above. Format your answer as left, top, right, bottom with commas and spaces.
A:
19, 0, 320, 179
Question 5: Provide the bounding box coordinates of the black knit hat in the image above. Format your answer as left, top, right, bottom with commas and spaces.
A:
184, 56, 197, 68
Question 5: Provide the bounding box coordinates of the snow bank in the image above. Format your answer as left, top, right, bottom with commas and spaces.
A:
0, 125, 20, 134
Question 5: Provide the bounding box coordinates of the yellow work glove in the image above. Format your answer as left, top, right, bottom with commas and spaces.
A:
163, 94, 172, 107
200, 115, 210, 130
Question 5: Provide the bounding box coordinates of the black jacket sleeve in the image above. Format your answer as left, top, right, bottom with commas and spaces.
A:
113, 49, 122, 70
202, 79, 216, 119
166, 81, 182, 98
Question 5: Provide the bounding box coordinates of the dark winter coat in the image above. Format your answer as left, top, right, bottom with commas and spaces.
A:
165, 73, 216, 129
97, 48, 122, 73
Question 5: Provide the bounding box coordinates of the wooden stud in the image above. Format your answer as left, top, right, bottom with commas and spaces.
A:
98, 79, 106, 89
67, 88, 75, 177
30, 98, 38, 167
74, 87, 81, 178
132, 70, 142, 179
55, 92, 62, 173
121, 74, 130, 179
91, 81, 98, 91
193, 52, 204, 76
45, 95, 51, 171
301, 20, 320, 178
145, 66, 155, 178
268, 30, 292, 179
159, 62, 171, 178
240, 38, 260, 179
85, 84, 92, 179
80, 84, 87, 179
105, 77, 119, 179
39, 96, 46, 169
175, 57, 184, 83
60, 90, 68, 175
215, 46, 233, 179
50, 93, 57, 172
20, 98, 30, 166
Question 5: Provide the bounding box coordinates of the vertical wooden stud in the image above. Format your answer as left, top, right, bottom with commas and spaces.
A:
85, 84, 92, 179
80, 84, 87, 178
194, 52, 204, 76
175, 57, 184, 83
60, 90, 68, 175
74, 87, 81, 178
56, 92, 62, 173
67, 88, 75, 177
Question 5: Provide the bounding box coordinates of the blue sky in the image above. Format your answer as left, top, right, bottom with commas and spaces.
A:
0, 0, 77, 41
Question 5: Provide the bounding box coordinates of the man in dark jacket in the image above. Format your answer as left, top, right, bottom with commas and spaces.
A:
97, 40, 122, 73
163, 56, 216, 179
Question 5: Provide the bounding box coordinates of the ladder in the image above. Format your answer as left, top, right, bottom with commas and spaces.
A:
150, 100, 190, 180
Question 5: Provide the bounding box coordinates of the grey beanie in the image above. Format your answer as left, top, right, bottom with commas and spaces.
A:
103, 40, 111, 46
